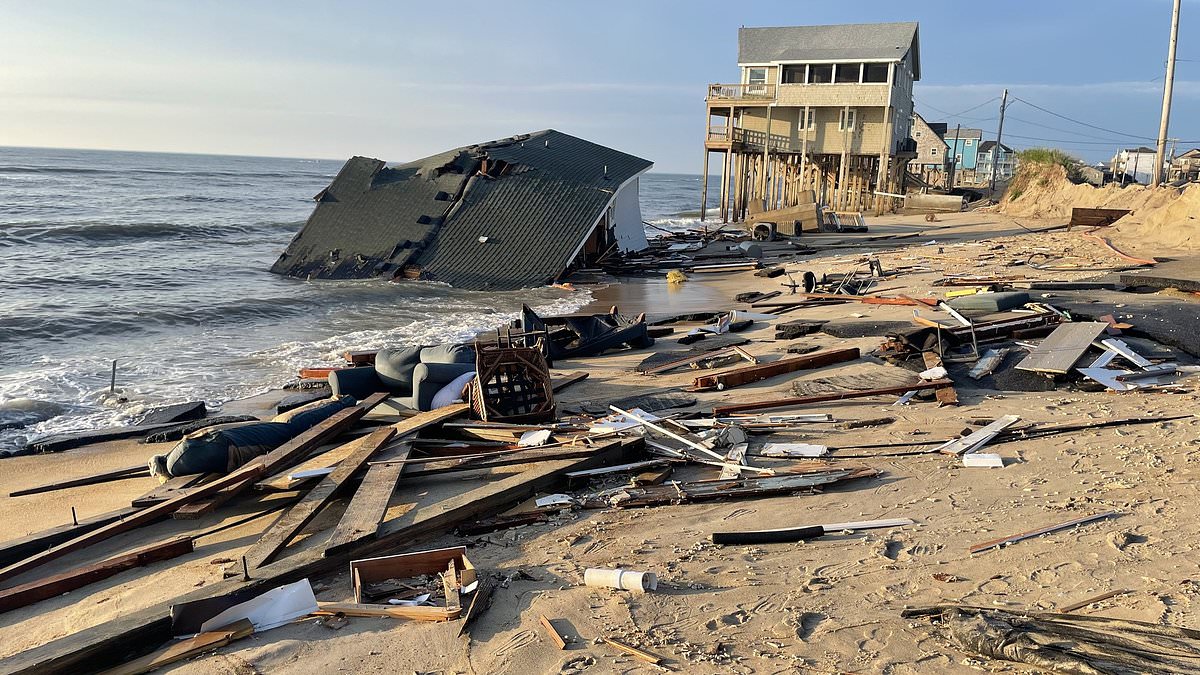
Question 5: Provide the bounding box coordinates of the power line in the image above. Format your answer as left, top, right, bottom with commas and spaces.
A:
1003, 114, 1140, 143
914, 96, 999, 120
1009, 96, 1157, 140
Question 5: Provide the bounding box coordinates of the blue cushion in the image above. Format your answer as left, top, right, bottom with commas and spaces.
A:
375, 345, 424, 393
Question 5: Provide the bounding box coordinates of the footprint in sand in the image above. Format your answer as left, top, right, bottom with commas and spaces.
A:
496, 629, 537, 656
795, 611, 826, 641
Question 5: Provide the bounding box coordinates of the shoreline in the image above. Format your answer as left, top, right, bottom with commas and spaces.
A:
2, 210, 1199, 673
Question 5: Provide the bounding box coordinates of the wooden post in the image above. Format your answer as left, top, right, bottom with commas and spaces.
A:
719, 149, 732, 223
762, 105, 772, 212
877, 105, 895, 215
700, 149, 710, 221
837, 106, 850, 211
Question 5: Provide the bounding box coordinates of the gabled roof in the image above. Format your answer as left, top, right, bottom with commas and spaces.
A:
944, 128, 983, 140
927, 122, 948, 137
738, 22, 920, 79
978, 140, 1014, 153
1123, 146, 1157, 154
270, 130, 653, 290
1178, 148, 1200, 158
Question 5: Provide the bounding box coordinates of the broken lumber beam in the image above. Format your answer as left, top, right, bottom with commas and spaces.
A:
323, 445, 410, 558
712, 379, 952, 416
173, 392, 391, 519
98, 618, 254, 675
540, 614, 568, 649
0, 464, 265, 586
241, 427, 396, 570
0, 507, 143, 569
257, 403, 468, 492
600, 637, 666, 665
0, 438, 641, 675
692, 347, 859, 391
639, 345, 756, 376
313, 601, 458, 621
934, 415, 1020, 455
969, 511, 1119, 554
0, 536, 194, 615
9, 466, 149, 498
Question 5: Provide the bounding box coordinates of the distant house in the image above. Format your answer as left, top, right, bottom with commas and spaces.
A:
271, 130, 652, 290
908, 112, 948, 186
1170, 148, 1200, 182
1110, 146, 1158, 184
943, 128, 983, 184
976, 140, 1016, 181
1077, 163, 1112, 187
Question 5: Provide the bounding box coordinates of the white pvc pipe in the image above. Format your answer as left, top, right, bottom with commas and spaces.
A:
584, 568, 657, 593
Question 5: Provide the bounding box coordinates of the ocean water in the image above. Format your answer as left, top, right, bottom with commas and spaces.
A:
0, 147, 708, 454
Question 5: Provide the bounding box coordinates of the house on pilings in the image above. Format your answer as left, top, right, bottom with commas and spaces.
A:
702, 21, 921, 222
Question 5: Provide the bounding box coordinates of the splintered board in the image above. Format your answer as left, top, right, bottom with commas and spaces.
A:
1015, 322, 1108, 375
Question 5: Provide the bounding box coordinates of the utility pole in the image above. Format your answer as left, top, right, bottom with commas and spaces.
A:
1153, 0, 1181, 187
947, 123, 961, 188
989, 89, 1009, 193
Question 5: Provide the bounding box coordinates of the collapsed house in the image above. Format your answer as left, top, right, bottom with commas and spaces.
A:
270, 130, 653, 290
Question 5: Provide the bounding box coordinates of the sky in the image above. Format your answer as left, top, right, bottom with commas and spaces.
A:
1, 0, 1196, 172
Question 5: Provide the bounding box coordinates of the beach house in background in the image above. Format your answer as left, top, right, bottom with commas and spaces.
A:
943, 127, 982, 184
976, 141, 1016, 182
1111, 146, 1161, 185
270, 130, 652, 290
702, 21, 921, 221
908, 112, 949, 187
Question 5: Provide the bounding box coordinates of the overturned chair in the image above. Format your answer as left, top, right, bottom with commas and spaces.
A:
470, 337, 555, 423
516, 304, 653, 360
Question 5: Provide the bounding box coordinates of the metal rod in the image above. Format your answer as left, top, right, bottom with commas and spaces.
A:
109, 360, 117, 393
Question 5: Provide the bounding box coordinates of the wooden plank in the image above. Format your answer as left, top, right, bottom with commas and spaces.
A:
539, 614, 568, 649
132, 474, 212, 508
0, 463, 265, 586
313, 601, 457, 621
0, 438, 639, 675
551, 372, 589, 392
0, 507, 143, 569
1059, 589, 1132, 613
601, 637, 664, 665
1015, 322, 1108, 374
457, 574, 495, 637
242, 427, 396, 570
712, 379, 952, 416
173, 393, 391, 519
692, 347, 860, 391
99, 619, 254, 675
969, 511, 1119, 554
1068, 207, 1130, 229
323, 454, 408, 558
257, 403, 467, 491
935, 415, 1020, 456
0, 536, 194, 615
640, 345, 754, 376
9, 466, 148, 498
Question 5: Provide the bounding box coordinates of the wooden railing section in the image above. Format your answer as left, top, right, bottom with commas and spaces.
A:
707, 83, 776, 101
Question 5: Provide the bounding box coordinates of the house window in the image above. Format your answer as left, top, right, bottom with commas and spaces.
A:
914, 130, 922, 138
781, 65, 805, 84
965, 139, 974, 146
835, 64, 861, 84
863, 63, 889, 83
808, 64, 833, 84
747, 68, 767, 85
930, 147, 938, 156
798, 107, 815, 129
839, 108, 856, 131
956, 154, 963, 162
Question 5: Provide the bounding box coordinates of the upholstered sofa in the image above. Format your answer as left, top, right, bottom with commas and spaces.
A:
328, 343, 475, 411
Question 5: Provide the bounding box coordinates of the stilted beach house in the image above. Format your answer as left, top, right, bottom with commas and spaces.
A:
702, 21, 921, 221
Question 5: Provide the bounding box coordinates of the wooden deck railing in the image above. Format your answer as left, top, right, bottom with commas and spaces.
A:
707, 83, 776, 101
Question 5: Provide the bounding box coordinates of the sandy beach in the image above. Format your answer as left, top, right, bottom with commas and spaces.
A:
2, 209, 1198, 674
